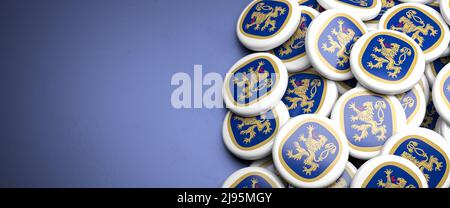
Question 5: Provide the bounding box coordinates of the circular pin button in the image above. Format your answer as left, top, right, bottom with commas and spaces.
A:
421, 96, 440, 130
351, 155, 428, 188
331, 87, 407, 160
379, 3, 450, 62
237, 0, 302, 51
281, 69, 338, 117
419, 74, 430, 103
399, 0, 434, 4
381, 127, 450, 188
223, 53, 288, 117
395, 84, 426, 127
317, 0, 382, 21
432, 63, 450, 124
222, 102, 290, 160
336, 78, 358, 95
271, 6, 320, 72
328, 162, 357, 188
306, 9, 367, 81
350, 30, 425, 95
272, 114, 349, 188
441, 0, 450, 25
222, 167, 285, 188
436, 118, 450, 140
425, 56, 450, 86
364, 0, 401, 29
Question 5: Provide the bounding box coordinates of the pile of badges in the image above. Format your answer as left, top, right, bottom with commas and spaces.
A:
221, 0, 450, 188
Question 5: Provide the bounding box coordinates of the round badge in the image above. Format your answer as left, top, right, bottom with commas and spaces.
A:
426, 56, 450, 86
420, 96, 440, 130
222, 167, 285, 188
328, 162, 358, 188
379, 3, 450, 62
441, 0, 450, 25
222, 102, 290, 160
223, 53, 288, 116
271, 6, 320, 72
432, 63, 450, 124
281, 69, 338, 117
336, 78, 358, 95
399, 0, 434, 4
317, 0, 382, 21
272, 114, 349, 188
351, 155, 428, 188
419, 74, 430, 103
395, 84, 426, 127
331, 87, 407, 160
306, 9, 367, 81
364, 0, 401, 29
381, 127, 450, 188
237, 0, 302, 51
436, 118, 450, 140
299, 0, 323, 11
350, 30, 425, 95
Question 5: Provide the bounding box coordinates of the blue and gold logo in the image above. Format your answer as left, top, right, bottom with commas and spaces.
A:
383, 7, 443, 53
335, 0, 376, 8
360, 33, 417, 82
279, 119, 342, 180
298, 0, 321, 11
240, 0, 292, 39
228, 110, 278, 150
369, 0, 400, 23
421, 99, 439, 129
226, 56, 279, 106
443, 73, 450, 108
273, 10, 314, 62
397, 88, 420, 124
231, 173, 276, 188
430, 56, 450, 77
341, 92, 395, 151
364, 163, 422, 188
328, 165, 354, 188
282, 71, 326, 117
316, 14, 364, 73
389, 137, 449, 188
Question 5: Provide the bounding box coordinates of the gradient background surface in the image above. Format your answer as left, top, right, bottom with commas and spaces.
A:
0, 0, 254, 187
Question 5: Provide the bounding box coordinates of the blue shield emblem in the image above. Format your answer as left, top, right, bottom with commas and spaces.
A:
281, 72, 326, 117
273, 10, 313, 61
342, 93, 394, 150
384, 7, 443, 53
317, 15, 364, 73
299, 0, 321, 11
240, 0, 291, 38
279, 120, 341, 180
227, 56, 278, 105
232, 174, 275, 188
360, 33, 417, 82
444, 75, 450, 107
329, 166, 353, 188
364, 164, 421, 188
336, 0, 375, 8
390, 137, 448, 188
430, 57, 450, 77
397, 88, 419, 123
228, 110, 278, 150
421, 99, 439, 129
371, 0, 400, 22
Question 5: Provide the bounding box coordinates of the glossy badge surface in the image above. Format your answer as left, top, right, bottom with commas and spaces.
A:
425, 56, 450, 86
395, 84, 426, 127
306, 9, 367, 81
432, 63, 450, 124
331, 87, 406, 159
381, 127, 450, 188
222, 167, 285, 188
441, 0, 450, 26
317, 0, 382, 21
273, 114, 349, 188
237, 0, 302, 51
350, 30, 425, 95
351, 155, 428, 188
379, 3, 450, 62
223, 53, 288, 116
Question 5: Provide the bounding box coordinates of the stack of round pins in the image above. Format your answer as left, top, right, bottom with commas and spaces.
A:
222, 0, 450, 188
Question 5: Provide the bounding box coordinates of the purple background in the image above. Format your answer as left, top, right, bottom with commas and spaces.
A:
0, 0, 254, 187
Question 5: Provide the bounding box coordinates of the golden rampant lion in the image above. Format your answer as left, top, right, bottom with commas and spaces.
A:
233, 61, 273, 101
381, 0, 395, 9
366, 38, 412, 78
321, 20, 359, 67
377, 169, 416, 188
277, 16, 307, 56
349, 101, 387, 142
246, 2, 286, 32
401, 141, 442, 182
286, 125, 337, 175
233, 113, 272, 144
390, 10, 438, 47
244, 178, 259, 188
284, 78, 322, 113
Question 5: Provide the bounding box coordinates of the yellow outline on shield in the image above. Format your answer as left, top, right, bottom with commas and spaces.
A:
334, 0, 378, 9
396, 87, 420, 124
361, 161, 425, 188
287, 69, 328, 114
229, 172, 278, 188
439, 70, 450, 109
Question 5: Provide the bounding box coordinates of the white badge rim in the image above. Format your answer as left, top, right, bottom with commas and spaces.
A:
350, 155, 428, 188
331, 87, 407, 160
350, 30, 425, 95
396, 84, 426, 127
272, 114, 349, 188
380, 127, 450, 188
222, 53, 288, 117
237, 0, 302, 51
317, 0, 382, 21
432, 63, 450, 124
440, 0, 450, 26
306, 9, 367, 81
222, 102, 290, 160
379, 3, 450, 63
437, 118, 450, 141
419, 74, 430, 103
398, 0, 434, 4
222, 167, 286, 188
